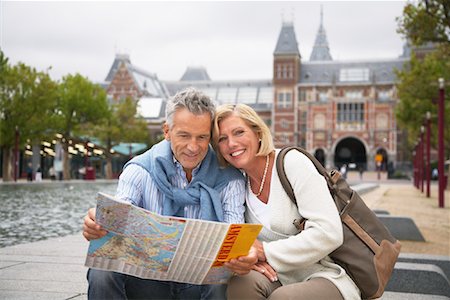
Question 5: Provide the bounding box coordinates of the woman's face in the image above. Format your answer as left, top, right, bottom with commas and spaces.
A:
217, 113, 260, 171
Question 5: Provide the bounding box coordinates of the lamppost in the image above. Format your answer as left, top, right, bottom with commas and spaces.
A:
413, 143, 418, 188
426, 112, 431, 198
420, 126, 425, 193
437, 78, 445, 208
14, 126, 19, 182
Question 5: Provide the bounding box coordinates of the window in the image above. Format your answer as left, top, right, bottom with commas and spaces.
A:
337, 103, 365, 126
277, 92, 292, 109
299, 90, 306, 102
378, 90, 390, 101
339, 68, 369, 82
319, 92, 328, 102
345, 90, 363, 99
281, 119, 289, 129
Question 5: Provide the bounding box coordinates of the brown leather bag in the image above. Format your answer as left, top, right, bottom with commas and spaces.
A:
276, 146, 401, 299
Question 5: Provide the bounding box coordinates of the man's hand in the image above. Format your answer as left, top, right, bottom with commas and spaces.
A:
82, 207, 107, 241
223, 246, 258, 275
252, 239, 267, 262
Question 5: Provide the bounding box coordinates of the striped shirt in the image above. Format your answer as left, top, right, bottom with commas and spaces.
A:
116, 161, 246, 224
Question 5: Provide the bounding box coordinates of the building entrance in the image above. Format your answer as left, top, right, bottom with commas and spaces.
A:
334, 137, 367, 170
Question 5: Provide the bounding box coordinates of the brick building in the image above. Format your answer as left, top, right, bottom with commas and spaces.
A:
104, 14, 410, 171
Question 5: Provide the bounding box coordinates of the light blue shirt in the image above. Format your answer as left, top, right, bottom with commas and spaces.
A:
116, 160, 246, 224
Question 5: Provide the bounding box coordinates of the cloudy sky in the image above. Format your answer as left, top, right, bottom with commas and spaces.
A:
1, 1, 407, 83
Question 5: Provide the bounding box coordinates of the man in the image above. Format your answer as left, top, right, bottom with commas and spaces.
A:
83, 87, 246, 299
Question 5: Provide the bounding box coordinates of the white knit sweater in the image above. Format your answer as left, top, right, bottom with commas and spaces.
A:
245, 149, 361, 300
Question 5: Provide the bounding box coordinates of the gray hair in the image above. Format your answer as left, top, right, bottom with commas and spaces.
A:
165, 87, 216, 128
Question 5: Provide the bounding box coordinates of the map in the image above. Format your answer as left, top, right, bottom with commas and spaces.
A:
85, 192, 262, 284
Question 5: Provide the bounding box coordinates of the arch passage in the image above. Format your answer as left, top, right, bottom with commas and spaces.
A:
334, 137, 367, 170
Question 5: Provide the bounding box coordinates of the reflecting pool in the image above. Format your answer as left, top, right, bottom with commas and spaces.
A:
0, 181, 117, 247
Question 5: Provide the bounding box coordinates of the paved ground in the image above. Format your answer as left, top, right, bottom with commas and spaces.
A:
0, 176, 449, 300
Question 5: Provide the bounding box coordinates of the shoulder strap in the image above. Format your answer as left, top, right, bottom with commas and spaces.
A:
276, 146, 335, 205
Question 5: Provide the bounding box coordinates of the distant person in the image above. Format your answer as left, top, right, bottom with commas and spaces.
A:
432, 168, 438, 180
358, 166, 364, 181
35, 165, 42, 182
49, 166, 56, 181
340, 164, 347, 180
82, 88, 246, 300
26, 163, 33, 181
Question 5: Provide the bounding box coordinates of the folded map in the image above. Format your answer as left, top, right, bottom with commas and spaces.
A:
85, 192, 262, 284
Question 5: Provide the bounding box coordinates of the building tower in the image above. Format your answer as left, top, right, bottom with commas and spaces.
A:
272, 21, 301, 147
309, 7, 332, 61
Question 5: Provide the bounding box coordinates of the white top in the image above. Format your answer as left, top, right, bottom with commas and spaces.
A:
247, 191, 271, 229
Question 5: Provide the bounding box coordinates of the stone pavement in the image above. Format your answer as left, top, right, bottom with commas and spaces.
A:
0, 180, 449, 300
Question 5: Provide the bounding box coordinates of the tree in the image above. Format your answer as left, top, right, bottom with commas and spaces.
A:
87, 97, 149, 179
55, 74, 109, 180
0, 53, 59, 181
395, 50, 450, 152
397, 0, 450, 46
396, 0, 450, 156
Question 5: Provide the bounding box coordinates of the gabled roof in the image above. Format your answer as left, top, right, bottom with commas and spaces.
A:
274, 22, 300, 56
309, 8, 332, 61
105, 53, 169, 98
180, 66, 211, 81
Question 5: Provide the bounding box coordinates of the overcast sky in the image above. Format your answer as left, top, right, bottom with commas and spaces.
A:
1, 1, 407, 83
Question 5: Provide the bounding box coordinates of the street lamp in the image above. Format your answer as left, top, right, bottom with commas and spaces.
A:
420, 126, 425, 193
437, 78, 445, 208
426, 112, 431, 198
14, 126, 19, 182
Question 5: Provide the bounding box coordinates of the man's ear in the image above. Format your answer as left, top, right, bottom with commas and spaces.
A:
163, 123, 170, 141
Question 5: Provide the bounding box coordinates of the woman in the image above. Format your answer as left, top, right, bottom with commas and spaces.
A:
213, 104, 360, 300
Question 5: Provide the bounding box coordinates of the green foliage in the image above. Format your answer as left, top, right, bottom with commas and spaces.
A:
56, 73, 109, 137
396, 0, 450, 154
0, 57, 58, 147
395, 47, 450, 151
397, 0, 450, 46
91, 96, 149, 149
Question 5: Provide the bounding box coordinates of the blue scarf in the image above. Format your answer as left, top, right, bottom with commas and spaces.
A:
124, 140, 243, 222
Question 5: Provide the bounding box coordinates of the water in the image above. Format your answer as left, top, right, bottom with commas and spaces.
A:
0, 181, 117, 248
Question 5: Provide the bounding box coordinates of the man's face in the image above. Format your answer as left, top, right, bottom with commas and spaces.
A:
163, 108, 212, 177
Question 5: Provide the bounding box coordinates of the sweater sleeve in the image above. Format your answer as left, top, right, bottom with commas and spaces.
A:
263, 150, 343, 273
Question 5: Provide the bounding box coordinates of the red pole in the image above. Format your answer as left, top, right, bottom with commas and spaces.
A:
413, 145, 418, 188
426, 112, 431, 197
420, 126, 424, 193
437, 78, 445, 208
14, 126, 19, 182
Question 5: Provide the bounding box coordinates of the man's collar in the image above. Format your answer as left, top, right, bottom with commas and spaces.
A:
172, 155, 202, 177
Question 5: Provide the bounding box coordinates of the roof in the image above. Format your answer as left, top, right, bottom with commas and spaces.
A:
299, 58, 408, 85
274, 22, 300, 56
180, 66, 211, 81
162, 79, 273, 110
105, 53, 169, 98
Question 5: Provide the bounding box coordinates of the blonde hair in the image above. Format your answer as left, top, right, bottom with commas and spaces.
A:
212, 104, 274, 166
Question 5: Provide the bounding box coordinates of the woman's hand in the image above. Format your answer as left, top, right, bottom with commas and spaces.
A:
252, 261, 278, 282
82, 207, 108, 241
224, 246, 258, 275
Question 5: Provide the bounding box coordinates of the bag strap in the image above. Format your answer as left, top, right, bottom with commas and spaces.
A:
276, 146, 334, 205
